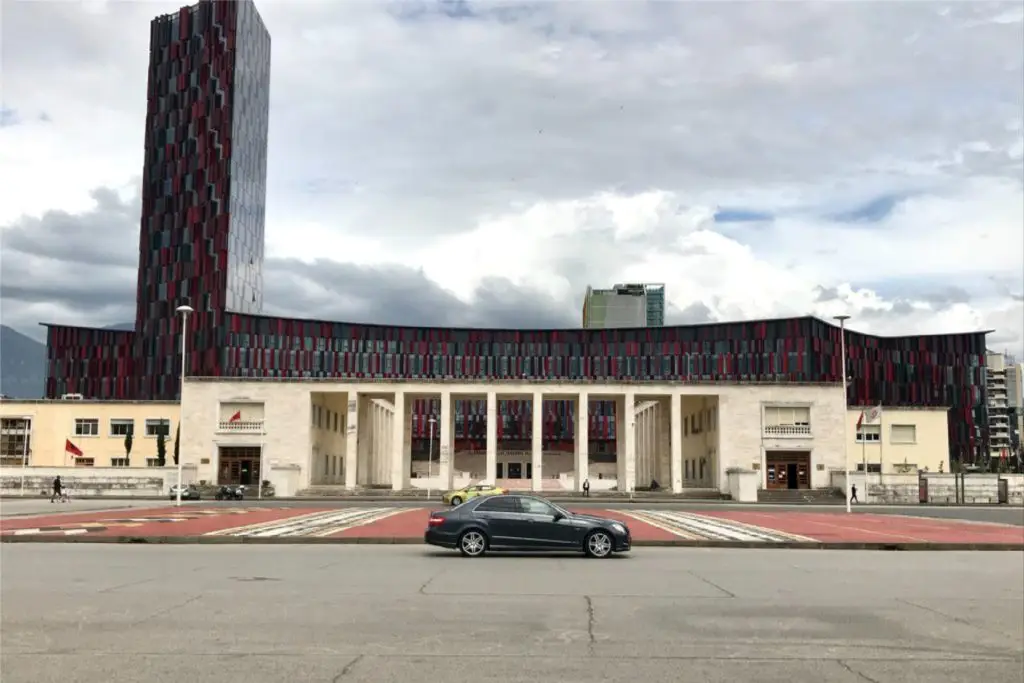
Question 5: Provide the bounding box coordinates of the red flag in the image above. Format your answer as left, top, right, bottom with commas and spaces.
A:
855, 410, 865, 429
229, 411, 241, 422
65, 439, 83, 457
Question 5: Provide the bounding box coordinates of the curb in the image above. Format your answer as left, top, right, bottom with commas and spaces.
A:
1, 535, 1021, 551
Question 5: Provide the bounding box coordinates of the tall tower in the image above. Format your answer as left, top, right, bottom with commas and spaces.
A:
135, 0, 271, 398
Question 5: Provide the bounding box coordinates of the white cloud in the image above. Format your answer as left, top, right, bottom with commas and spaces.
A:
0, 0, 1021, 357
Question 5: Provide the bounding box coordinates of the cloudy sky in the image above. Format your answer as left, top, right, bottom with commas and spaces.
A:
1, 0, 1022, 355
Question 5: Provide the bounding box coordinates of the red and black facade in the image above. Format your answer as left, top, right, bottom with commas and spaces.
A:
42, 1, 990, 467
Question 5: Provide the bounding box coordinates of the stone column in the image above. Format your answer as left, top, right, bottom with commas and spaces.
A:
344, 393, 358, 490
439, 392, 453, 490
575, 392, 589, 491
622, 391, 636, 493
670, 393, 683, 493
531, 392, 543, 492
391, 391, 407, 491
486, 391, 498, 484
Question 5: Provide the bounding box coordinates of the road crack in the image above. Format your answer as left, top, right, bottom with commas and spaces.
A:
687, 570, 736, 598
332, 654, 364, 682
584, 595, 596, 649
418, 570, 445, 594
132, 594, 203, 626
836, 659, 882, 683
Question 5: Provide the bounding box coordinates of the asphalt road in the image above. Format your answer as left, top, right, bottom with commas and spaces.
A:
1, 545, 1022, 683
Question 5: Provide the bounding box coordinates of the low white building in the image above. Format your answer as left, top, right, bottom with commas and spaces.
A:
180, 378, 848, 497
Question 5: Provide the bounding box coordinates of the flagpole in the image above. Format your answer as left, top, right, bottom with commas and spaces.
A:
861, 416, 867, 503
835, 315, 852, 514
878, 406, 885, 493
19, 418, 28, 497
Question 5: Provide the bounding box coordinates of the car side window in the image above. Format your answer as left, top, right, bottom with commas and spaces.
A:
476, 497, 518, 512
518, 498, 556, 516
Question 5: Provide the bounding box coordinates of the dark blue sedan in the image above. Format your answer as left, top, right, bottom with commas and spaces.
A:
424, 493, 631, 558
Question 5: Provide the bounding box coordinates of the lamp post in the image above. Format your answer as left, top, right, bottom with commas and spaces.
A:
175, 304, 194, 507
426, 415, 437, 500
834, 314, 852, 513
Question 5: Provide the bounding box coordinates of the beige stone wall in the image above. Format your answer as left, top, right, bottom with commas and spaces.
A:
183, 379, 847, 492
717, 384, 847, 490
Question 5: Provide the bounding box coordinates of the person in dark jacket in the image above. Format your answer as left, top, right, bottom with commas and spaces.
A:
51, 476, 63, 503
582, 478, 590, 497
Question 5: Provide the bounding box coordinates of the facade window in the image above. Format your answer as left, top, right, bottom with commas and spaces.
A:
145, 419, 171, 437
889, 424, 917, 445
110, 419, 134, 436
111, 458, 130, 467
856, 463, 882, 473
0, 418, 31, 465
856, 425, 881, 443
764, 406, 810, 427
146, 457, 162, 467
75, 419, 99, 437
75, 458, 96, 467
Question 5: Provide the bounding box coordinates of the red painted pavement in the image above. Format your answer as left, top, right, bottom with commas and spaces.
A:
698, 510, 1024, 544
0, 506, 317, 537
330, 507, 680, 541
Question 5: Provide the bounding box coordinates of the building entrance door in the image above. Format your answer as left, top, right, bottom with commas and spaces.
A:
765, 451, 811, 490
219, 446, 262, 486
507, 462, 522, 479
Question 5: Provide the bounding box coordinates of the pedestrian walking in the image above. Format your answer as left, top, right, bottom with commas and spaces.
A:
50, 476, 63, 503
582, 478, 590, 497
850, 484, 859, 504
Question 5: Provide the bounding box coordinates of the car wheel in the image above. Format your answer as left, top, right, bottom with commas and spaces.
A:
458, 529, 488, 557
584, 530, 613, 559
450, 496, 463, 506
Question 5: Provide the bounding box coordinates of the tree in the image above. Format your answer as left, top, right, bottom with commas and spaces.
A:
173, 423, 180, 465
156, 432, 167, 467
124, 432, 133, 466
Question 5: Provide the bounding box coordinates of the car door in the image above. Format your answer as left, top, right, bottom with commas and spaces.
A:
473, 496, 523, 547
515, 497, 582, 548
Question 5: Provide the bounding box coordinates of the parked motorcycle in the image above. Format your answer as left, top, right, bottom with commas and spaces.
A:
215, 485, 245, 501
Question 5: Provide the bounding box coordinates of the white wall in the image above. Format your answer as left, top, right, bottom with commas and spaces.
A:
0, 465, 198, 497
832, 471, 1024, 505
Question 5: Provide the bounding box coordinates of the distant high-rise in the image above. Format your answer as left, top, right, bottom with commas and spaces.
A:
582, 283, 665, 329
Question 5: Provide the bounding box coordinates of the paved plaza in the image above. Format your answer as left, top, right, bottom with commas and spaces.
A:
2, 503, 1023, 546
1, 545, 1022, 683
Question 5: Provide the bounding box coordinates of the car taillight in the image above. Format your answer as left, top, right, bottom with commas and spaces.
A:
428, 514, 445, 527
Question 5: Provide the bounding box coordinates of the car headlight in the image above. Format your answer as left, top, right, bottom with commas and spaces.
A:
611, 523, 626, 534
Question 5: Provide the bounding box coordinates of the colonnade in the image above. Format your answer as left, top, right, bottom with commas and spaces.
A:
322, 389, 715, 494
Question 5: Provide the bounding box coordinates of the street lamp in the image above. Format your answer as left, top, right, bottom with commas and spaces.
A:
175, 304, 194, 507
426, 415, 437, 500
834, 314, 852, 513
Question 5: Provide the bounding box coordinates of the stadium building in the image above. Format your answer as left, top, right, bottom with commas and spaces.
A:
41, 0, 990, 494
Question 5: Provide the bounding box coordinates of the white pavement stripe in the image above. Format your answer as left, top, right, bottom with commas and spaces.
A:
238, 510, 365, 538
309, 508, 414, 537
205, 510, 340, 536
646, 511, 781, 542
618, 511, 701, 540
625, 510, 808, 543
243, 509, 394, 538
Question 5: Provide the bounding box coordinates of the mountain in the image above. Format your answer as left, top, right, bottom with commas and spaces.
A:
0, 326, 46, 398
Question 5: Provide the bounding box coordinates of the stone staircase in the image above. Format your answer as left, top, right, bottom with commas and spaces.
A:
294, 485, 730, 501
756, 488, 846, 504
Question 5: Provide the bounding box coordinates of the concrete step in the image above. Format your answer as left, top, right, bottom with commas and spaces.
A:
295, 486, 731, 501
756, 488, 846, 504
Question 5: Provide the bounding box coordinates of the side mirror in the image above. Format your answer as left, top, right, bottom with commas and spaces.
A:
552, 511, 565, 522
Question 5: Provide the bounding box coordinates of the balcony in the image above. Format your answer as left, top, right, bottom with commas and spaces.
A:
216, 419, 265, 434
763, 424, 812, 438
